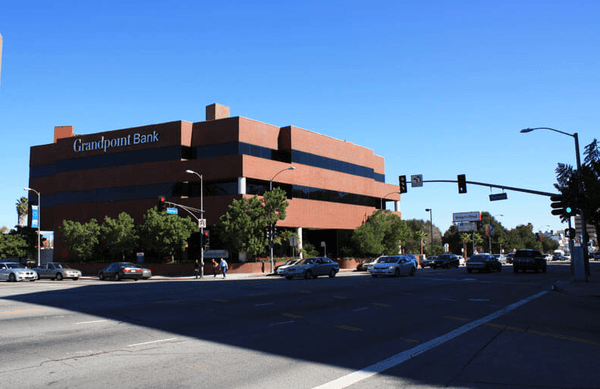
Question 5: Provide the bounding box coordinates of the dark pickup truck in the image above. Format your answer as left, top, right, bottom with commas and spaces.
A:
513, 249, 547, 273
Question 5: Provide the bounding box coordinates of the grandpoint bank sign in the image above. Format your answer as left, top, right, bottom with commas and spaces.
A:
73, 131, 160, 153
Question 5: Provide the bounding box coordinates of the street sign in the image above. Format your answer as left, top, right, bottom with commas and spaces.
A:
411, 174, 423, 187
489, 193, 508, 201
453, 211, 481, 223
167, 207, 178, 214
198, 218, 206, 228
457, 222, 477, 232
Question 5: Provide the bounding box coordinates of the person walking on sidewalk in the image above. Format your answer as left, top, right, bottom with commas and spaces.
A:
212, 259, 218, 277
219, 258, 228, 278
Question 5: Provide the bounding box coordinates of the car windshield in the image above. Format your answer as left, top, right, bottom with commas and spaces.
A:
380, 257, 398, 263
297, 258, 316, 265
470, 255, 487, 261
53, 263, 69, 269
437, 255, 452, 260
6, 263, 24, 269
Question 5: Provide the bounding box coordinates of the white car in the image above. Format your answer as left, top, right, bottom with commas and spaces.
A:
0, 262, 38, 282
370, 255, 417, 277
283, 257, 339, 280
275, 259, 301, 276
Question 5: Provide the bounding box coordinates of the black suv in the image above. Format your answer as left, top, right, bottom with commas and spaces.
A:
513, 249, 547, 273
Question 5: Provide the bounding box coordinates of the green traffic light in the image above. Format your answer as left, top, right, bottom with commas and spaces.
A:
566, 207, 572, 214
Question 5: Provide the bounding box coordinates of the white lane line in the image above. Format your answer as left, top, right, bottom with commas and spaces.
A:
353, 307, 369, 312
313, 290, 548, 389
127, 338, 178, 347
75, 320, 109, 325
270, 320, 295, 326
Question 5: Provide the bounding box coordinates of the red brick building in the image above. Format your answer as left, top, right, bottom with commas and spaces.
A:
28, 104, 401, 260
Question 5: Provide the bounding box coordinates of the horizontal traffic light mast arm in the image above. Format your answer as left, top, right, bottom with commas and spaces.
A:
421, 179, 557, 197
164, 201, 203, 220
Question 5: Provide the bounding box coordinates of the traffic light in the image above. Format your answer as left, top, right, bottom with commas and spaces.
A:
158, 196, 166, 211
202, 230, 210, 249
399, 175, 407, 194
563, 192, 575, 217
566, 228, 576, 239
457, 174, 467, 194
265, 226, 271, 239
550, 194, 564, 216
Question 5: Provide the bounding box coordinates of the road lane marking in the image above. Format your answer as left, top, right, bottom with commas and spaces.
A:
335, 325, 362, 332
353, 307, 369, 312
271, 320, 295, 326
313, 290, 548, 389
75, 320, 109, 325
255, 303, 273, 306
371, 303, 391, 307
127, 338, 178, 347
281, 312, 303, 319
1, 309, 44, 314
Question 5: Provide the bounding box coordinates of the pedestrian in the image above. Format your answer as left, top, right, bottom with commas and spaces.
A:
212, 259, 218, 277
219, 258, 228, 278
194, 259, 200, 279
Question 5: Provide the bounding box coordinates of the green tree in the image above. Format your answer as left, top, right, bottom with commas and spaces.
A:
137, 207, 198, 261
414, 230, 427, 255
59, 219, 101, 261
16, 197, 28, 227
100, 213, 139, 260
505, 224, 541, 251
350, 210, 410, 257
219, 188, 290, 260
0, 231, 28, 258
555, 138, 600, 241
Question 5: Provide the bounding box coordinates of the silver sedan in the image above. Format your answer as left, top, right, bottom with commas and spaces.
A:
283, 257, 339, 280
370, 255, 417, 277
0, 262, 38, 282
34, 263, 82, 280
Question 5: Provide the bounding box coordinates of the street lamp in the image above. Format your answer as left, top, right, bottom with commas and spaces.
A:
425, 208, 433, 254
185, 169, 205, 278
269, 166, 295, 273
24, 187, 41, 267
380, 191, 400, 210
520, 127, 588, 280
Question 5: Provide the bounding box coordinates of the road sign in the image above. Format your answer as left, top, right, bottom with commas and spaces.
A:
457, 222, 477, 232
489, 193, 508, 201
411, 174, 423, 187
198, 218, 206, 228
453, 211, 481, 223
167, 207, 178, 214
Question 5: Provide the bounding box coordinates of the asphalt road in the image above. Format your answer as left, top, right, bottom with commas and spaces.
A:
1, 262, 599, 389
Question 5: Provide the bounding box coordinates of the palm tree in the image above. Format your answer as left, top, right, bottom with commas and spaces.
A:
414, 230, 428, 255
16, 197, 28, 227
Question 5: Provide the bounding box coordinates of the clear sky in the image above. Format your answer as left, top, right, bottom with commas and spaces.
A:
1, 0, 598, 237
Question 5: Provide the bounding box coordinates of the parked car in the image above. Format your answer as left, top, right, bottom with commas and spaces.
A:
466, 254, 502, 273
283, 257, 339, 280
356, 257, 381, 272
494, 254, 507, 264
513, 249, 547, 273
98, 262, 149, 281
34, 262, 82, 281
552, 252, 567, 261
370, 255, 417, 277
420, 256, 436, 268
0, 262, 38, 282
593, 252, 600, 261
505, 253, 515, 264
432, 254, 460, 269
275, 259, 301, 276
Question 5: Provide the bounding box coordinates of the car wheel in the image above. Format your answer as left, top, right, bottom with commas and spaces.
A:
467, 268, 472, 273
9, 273, 16, 282
371, 274, 377, 277
513, 266, 518, 273
99, 272, 105, 280
395, 268, 400, 277
329, 269, 336, 278
114, 273, 121, 281
497, 265, 502, 272
286, 276, 293, 280
410, 267, 416, 276
304, 270, 313, 280
542, 264, 547, 273
56, 273, 63, 281
73, 277, 79, 281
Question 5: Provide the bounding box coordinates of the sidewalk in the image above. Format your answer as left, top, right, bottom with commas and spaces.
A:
151, 268, 359, 281
552, 262, 600, 299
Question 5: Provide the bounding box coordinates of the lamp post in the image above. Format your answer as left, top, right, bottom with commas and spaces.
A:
24, 187, 41, 267
185, 170, 204, 278
425, 208, 433, 254
520, 127, 588, 280
380, 191, 400, 210
269, 166, 295, 273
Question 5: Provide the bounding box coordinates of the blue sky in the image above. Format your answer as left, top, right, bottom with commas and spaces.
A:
1, 0, 598, 237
